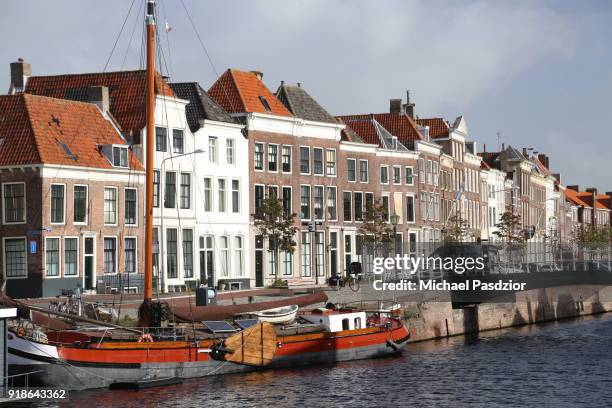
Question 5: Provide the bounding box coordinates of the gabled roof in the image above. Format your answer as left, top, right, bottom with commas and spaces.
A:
478, 151, 501, 169
338, 123, 364, 143
24, 70, 174, 134
576, 192, 609, 210
565, 188, 591, 208
504, 145, 527, 162
342, 117, 409, 151
416, 118, 449, 139
336, 112, 423, 149
275, 84, 336, 124
208, 69, 293, 117
533, 157, 553, 177
169, 82, 236, 132
0, 94, 141, 170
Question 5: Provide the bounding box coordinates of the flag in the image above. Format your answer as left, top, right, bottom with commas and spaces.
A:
165, 21, 173, 33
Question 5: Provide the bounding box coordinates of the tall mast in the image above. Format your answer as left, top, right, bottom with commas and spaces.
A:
144, 0, 156, 303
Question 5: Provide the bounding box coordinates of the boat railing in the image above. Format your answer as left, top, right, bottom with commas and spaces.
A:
1, 370, 43, 398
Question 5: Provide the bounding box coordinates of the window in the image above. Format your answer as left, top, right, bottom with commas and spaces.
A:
327, 187, 337, 220
268, 239, 277, 276
234, 236, 243, 276
343, 192, 352, 221
314, 186, 324, 220
326, 149, 336, 176
380, 166, 389, 184
112, 146, 128, 167
301, 232, 311, 277
359, 160, 368, 182
3, 183, 26, 224
4, 238, 26, 277
203, 177, 212, 212
433, 161, 439, 186
255, 185, 264, 212
218, 178, 226, 212
155, 127, 167, 152
419, 158, 425, 184
282, 146, 292, 172
232, 180, 240, 213
45, 237, 60, 277
259, 95, 272, 111
382, 196, 390, 222
365, 193, 374, 215
315, 232, 324, 277
162, 229, 176, 280
208, 136, 218, 163
73, 185, 88, 224
183, 229, 194, 278
50, 184, 65, 224
104, 187, 117, 225
406, 195, 415, 223
427, 160, 434, 185
347, 159, 356, 182
254, 143, 264, 170
164, 172, 176, 208
313, 148, 323, 175
354, 192, 363, 221
220, 236, 229, 277
405, 167, 414, 185
268, 144, 278, 171
300, 185, 311, 220
282, 187, 292, 217
171, 129, 184, 154
420, 192, 427, 220
393, 166, 401, 184
124, 237, 136, 273
300, 146, 310, 174
226, 139, 235, 164
103, 237, 117, 273
153, 170, 160, 208
267, 185, 278, 201
180, 173, 191, 209
282, 251, 293, 276
125, 188, 137, 225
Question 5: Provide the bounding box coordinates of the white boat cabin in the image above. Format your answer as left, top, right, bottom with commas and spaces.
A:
301, 309, 367, 332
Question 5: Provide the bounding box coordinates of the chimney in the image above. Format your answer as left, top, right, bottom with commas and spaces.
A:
250, 70, 264, 81
567, 185, 579, 192
87, 86, 110, 113
586, 187, 597, 196
553, 173, 561, 183
522, 147, 528, 157
404, 90, 415, 119
538, 153, 549, 169
389, 99, 402, 114
502, 143, 505, 150
483, 144, 486, 153
9, 58, 31, 94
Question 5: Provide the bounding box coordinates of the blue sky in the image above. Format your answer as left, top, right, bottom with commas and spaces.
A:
1, 0, 610, 192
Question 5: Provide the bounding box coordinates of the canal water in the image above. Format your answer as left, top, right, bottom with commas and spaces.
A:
35, 313, 612, 408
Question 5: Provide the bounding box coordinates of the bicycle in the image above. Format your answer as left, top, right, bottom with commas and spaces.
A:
329, 272, 362, 292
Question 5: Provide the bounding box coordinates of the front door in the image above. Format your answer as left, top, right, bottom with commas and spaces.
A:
255, 235, 264, 287
84, 237, 95, 290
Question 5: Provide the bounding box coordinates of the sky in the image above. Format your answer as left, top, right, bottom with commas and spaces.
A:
1, 0, 611, 192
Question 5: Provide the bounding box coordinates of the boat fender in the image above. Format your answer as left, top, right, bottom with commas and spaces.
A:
138, 333, 154, 343
386, 339, 400, 351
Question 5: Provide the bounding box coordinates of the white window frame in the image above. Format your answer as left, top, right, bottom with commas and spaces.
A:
347, 158, 356, 183
254, 183, 265, 213
203, 177, 213, 212
405, 166, 414, 186
124, 187, 138, 227
45, 236, 61, 278
326, 186, 337, 221
406, 194, 416, 224
268, 143, 279, 172
63, 236, 79, 277
226, 138, 235, 165
359, 159, 369, 183
73, 184, 89, 226
300, 184, 311, 221
299, 145, 311, 175
208, 136, 218, 164
312, 147, 324, 176
281, 145, 292, 174
231, 178, 241, 214
282, 186, 292, 217
393, 166, 402, 185
313, 185, 324, 221
103, 236, 118, 275
2, 182, 27, 225
50, 183, 66, 225
254, 142, 265, 171
380, 165, 389, 184
218, 177, 227, 213
112, 144, 129, 168
325, 148, 337, 177
2, 236, 27, 279
124, 236, 138, 274
103, 186, 118, 226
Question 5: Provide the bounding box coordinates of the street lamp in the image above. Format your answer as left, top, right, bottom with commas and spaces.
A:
158, 148, 205, 293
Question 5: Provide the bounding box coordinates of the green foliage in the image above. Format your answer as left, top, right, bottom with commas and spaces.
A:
357, 198, 394, 254
493, 211, 525, 243
442, 215, 471, 242
253, 198, 298, 280
573, 224, 612, 243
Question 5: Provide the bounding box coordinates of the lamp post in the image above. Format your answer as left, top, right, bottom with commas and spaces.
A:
158, 148, 205, 293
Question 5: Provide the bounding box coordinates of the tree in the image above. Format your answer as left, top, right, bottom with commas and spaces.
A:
573, 224, 612, 244
493, 211, 525, 243
442, 215, 471, 242
253, 198, 298, 281
357, 199, 394, 256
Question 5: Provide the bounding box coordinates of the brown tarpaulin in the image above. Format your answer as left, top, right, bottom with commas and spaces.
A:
170, 290, 328, 322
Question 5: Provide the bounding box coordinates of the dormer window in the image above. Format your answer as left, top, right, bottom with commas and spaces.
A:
391, 137, 397, 149
258, 95, 272, 112
112, 145, 128, 168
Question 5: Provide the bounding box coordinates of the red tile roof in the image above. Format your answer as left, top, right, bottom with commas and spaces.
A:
576, 192, 609, 210
208, 69, 293, 117
337, 112, 422, 147
0, 94, 142, 170
343, 117, 380, 146
24, 70, 174, 134
565, 188, 591, 208
416, 118, 449, 139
